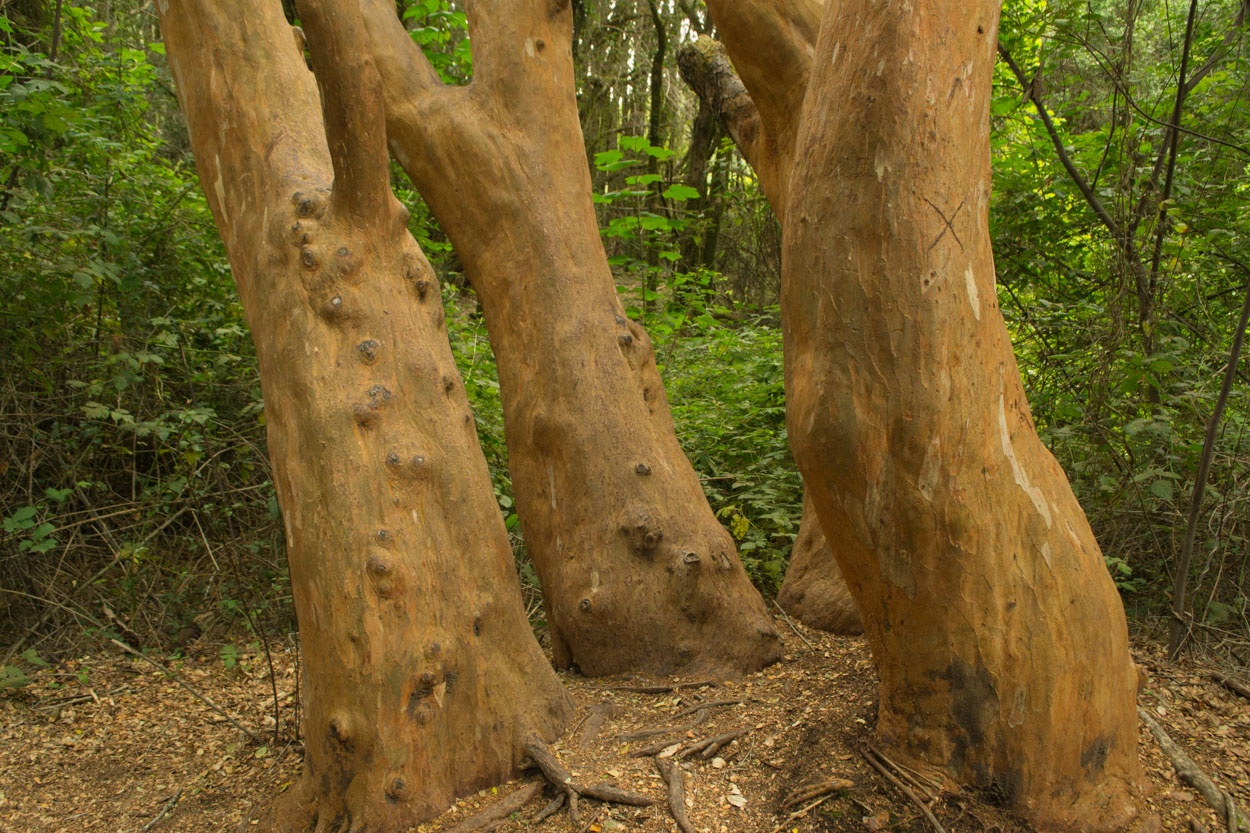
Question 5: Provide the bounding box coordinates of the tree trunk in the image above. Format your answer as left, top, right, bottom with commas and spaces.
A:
777, 494, 863, 634
157, 2, 571, 828
779, 0, 1147, 828
360, 0, 780, 677
677, 26, 862, 635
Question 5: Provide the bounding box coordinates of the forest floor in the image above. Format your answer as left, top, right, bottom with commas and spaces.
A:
1, 621, 1247, 833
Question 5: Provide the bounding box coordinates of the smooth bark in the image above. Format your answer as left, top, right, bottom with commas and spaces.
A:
359, 0, 781, 676
677, 26, 862, 635
158, 1, 571, 827
777, 0, 1147, 828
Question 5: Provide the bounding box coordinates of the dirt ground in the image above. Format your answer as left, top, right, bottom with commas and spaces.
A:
1, 621, 1247, 833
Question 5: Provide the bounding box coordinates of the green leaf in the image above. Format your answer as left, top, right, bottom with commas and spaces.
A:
1148, 479, 1173, 501
662, 184, 700, 201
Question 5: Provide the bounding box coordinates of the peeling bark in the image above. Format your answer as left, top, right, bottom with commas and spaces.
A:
359, 0, 780, 677
157, 1, 571, 828
776, 0, 1147, 828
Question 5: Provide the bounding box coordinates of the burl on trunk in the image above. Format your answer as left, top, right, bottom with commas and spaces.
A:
158, 1, 570, 828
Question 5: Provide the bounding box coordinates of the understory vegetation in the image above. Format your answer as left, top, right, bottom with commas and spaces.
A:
1, 0, 1247, 674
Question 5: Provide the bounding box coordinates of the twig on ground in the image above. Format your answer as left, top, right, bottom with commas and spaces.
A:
136, 789, 182, 833
618, 709, 707, 742
672, 698, 746, 718
781, 777, 856, 810
610, 680, 720, 694
1139, 707, 1249, 832
444, 781, 544, 833
861, 743, 947, 833
771, 794, 838, 833
109, 639, 262, 744
656, 758, 697, 833
773, 600, 816, 651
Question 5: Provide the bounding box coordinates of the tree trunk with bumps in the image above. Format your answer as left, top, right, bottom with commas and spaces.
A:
359, 0, 781, 677
158, 1, 571, 828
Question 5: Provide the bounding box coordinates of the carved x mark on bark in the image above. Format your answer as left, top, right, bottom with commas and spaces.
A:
925, 197, 966, 251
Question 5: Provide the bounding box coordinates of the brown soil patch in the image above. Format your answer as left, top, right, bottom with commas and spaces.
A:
1, 625, 1246, 832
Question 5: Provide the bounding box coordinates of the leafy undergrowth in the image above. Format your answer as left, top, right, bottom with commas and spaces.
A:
0, 627, 1246, 833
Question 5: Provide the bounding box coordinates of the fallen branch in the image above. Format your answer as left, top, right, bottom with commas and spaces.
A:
1211, 672, 1250, 701
861, 743, 946, 833
656, 758, 697, 833
1138, 707, 1249, 832
444, 781, 544, 833
771, 793, 838, 833
781, 777, 856, 810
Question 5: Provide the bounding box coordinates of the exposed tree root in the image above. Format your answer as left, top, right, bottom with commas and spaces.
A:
679, 728, 749, 759
1138, 708, 1249, 833
618, 709, 708, 742
444, 781, 544, 833
530, 792, 565, 824
576, 703, 617, 749
781, 777, 855, 810
522, 737, 657, 826
861, 742, 946, 833
656, 758, 697, 833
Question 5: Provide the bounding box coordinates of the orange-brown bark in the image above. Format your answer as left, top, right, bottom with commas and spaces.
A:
776, 0, 1147, 828
157, 1, 571, 828
677, 28, 862, 636
359, 0, 780, 676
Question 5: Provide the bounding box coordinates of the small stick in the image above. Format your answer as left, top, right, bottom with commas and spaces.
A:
444, 781, 544, 833
137, 789, 182, 833
770, 794, 837, 833
1139, 707, 1249, 832
656, 758, 697, 833
610, 680, 720, 694
110, 639, 262, 745
619, 709, 707, 742
672, 698, 746, 719
861, 744, 946, 833
773, 600, 815, 651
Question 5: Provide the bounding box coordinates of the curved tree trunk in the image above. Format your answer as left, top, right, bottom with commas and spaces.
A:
778, 0, 1147, 828
677, 24, 862, 635
158, 2, 571, 828
359, 0, 781, 677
